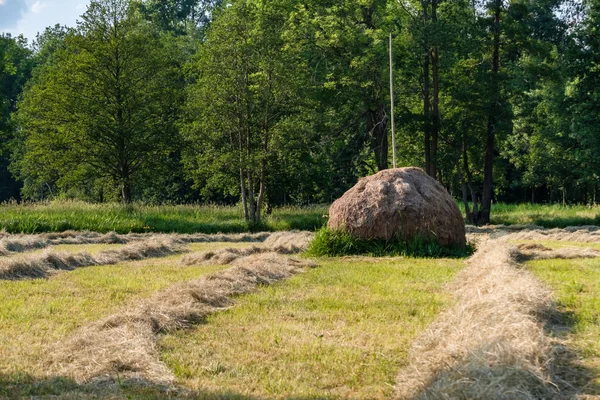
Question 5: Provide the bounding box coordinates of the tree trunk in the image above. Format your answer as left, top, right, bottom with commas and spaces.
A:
247, 171, 256, 225
430, 0, 440, 180
240, 167, 249, 222
423, 4, 432, 176
477, 0, 501, 226
368, 107, 389, 171
122, 181, 132, 204
256, 160, 266, 224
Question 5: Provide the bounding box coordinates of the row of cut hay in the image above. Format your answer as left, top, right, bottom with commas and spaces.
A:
0, 230, 276, 257
516, 243, 600, 260
0, 237, 184, 280
395, 241, 561, 400
48, 252, 316, 383
466, 225, 600, 242
181, 231, 314, 266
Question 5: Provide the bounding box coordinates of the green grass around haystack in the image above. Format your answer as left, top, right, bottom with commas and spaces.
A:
0, 201, 327, 234
528, 257, 600, 394
307, 228, 473, 258
160, 257, 463, 399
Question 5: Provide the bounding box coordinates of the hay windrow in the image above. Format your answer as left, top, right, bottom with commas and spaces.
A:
181, 231, 314, 266
517, 243, 600, 260
49, 252, 316, 383
0, 231, 274, 257
0, 237, 184, 280
395, 241, 559, 399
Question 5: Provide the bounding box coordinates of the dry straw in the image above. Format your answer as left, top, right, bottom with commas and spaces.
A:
0, 237, 184, 280
0, 230, 274, 257
181, 231, 314, 266
395, 241, 560, 400
49, 252, 316, 383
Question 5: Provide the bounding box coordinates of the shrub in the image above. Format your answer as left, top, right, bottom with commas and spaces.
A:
306, 228, 473, 258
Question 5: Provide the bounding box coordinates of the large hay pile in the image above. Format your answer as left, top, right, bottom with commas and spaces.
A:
328, 167, 466, 247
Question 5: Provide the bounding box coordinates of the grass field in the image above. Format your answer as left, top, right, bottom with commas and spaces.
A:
486, 203, 600, 228
0, 237, 464, 399
527, 256, 600, 395
160, 257, 463, 399
1, 201, 600, 235
0, 252, 231, 379
0, 201, 327, 234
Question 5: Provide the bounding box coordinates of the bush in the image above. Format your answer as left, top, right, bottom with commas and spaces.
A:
306, 228, 473, 258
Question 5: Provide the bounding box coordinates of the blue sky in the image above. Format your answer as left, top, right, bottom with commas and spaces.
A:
0, 0, 90, 43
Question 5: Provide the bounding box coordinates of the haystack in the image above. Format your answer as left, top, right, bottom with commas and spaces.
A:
328, 167, 466, 247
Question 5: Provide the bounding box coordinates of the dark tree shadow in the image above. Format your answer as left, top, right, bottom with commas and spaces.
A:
543, 305, 600, 398
0, 373, 337, 400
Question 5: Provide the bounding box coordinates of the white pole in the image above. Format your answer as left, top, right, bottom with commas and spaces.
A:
389, 33, 397, 169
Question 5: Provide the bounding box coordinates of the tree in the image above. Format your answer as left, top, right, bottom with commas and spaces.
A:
183, 0, 300, 224
14, 0, 183, 202
0, 34, 34, 201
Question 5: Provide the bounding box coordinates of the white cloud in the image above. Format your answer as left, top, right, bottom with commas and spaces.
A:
31, 1, 48, 14
0, 0, 6, 6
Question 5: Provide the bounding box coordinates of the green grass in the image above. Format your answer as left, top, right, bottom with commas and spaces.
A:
0, 201, 328, 234
160, 257, 464, 399
527, 257, 600, 394
307, 228, 473, 258
484, 203, 600, 228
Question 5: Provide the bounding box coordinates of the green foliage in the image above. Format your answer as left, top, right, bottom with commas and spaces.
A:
13, 0, 184, 202
306, 227, 473, 258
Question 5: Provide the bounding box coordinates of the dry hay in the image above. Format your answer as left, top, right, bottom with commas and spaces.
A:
181, 231, 314, 266
49, 253, 316, 383
497, 226, 600, 244
395, 241, 560, 400
0, 231, 273, 257
262, 231, 314, 254
328, 167, 466, 247
517, 244, 600, 261
0, 237, 184, 280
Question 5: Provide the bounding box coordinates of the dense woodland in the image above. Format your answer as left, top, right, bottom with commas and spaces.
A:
0, 0, 597, 224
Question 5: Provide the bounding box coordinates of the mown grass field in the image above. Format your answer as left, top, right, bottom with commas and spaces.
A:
0, 238, 464, 399
527, 255, 600, 395
161, 257, 463, 399
0, 251, 234, 380
1, 201, 600, 234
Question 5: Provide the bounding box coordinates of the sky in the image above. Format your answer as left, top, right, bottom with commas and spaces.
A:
0, 0, 90, 43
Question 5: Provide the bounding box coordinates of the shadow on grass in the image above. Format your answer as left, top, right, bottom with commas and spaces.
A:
542, 306, 600, 398
0, 373, 337, 400
404, 305, 600, 400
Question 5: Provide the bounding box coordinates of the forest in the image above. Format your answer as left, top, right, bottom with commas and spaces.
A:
0, 0, 596, 225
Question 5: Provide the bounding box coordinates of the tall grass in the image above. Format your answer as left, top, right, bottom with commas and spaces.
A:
463, 202, 600, 228
0, 201, 327, 234
306, 228, 473, 258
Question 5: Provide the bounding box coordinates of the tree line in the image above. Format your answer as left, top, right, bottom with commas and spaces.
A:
0, 0, 597, 225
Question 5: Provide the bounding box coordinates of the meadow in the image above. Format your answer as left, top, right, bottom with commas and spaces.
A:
2, 204, 600, 398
